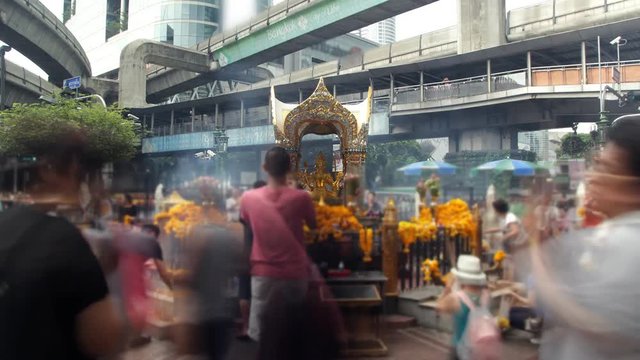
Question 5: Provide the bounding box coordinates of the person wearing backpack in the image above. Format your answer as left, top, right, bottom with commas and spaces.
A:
437, 255, 501, 360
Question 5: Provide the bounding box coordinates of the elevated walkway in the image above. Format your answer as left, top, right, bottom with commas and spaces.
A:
144, 0, 435, 102
4, 59, 58, 105
0, 0, 92, 84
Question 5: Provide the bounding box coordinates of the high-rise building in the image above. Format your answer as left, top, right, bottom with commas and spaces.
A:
64, 0, 221, 76
352, 18, 396, 45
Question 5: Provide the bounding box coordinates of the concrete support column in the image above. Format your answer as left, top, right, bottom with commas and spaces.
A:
333, 85, 337, 97
448, 131, 460, 153
526, 51, 532, 86
457, 0, 506, 54
581, 41, 587, 85
487, 59, 492, 93
389, 74, 395, 112
419, 71, 424, 102
214, 103, 219, 127
298, 89, 303, 104
452, 128, 509, 152
170, 110, 174, 135
150, 113, 155, 132
240, 100, 245, 128
143, 114, 147, 132
191, 107, 195, 132
509, 128, 519, 150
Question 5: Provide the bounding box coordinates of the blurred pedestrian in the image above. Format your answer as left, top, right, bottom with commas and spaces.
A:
437, 255, 500, 360
186, 225, 242, 360
0, 135, 125, 359
239, 147, 317, 343
237, 180, 267, 340
365, 191, 383, 217
225, 188, 241, 223
531, 117, 640, 359
119, 194, 138, 222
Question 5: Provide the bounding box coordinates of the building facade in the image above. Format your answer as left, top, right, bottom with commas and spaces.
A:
352, 18, 396, 45
64, 0, 222, 76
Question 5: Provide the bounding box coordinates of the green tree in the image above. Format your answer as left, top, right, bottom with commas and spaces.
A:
365, 140, 428, 187
0, 96, 139, 164
556, 133, 594, 159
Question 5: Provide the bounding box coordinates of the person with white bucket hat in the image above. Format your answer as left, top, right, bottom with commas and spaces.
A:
438, 255, 500, 360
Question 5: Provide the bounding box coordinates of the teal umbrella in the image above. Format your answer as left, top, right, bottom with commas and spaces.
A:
472, 159, 544, 177
397, 160, 457, 176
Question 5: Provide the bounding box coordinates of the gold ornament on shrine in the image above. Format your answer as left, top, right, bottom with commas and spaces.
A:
271, 78, 372, 203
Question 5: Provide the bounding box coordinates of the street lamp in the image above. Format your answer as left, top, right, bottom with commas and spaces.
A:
0, 45, 12, 110
610, 35, 627, 91
213, 127, 229, 197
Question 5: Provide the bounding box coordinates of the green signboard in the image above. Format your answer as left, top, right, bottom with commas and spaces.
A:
214, 0, 387, 66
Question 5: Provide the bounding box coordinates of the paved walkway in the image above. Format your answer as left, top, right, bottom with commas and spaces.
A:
123, 327, 538, 360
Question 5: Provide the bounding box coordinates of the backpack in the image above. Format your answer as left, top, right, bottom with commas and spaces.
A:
456, 290, 502, 360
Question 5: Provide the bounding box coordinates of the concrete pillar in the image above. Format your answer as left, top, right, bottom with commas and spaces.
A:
240, 100, 245, 128
452, 128, 510, 152
457, 0, 506, 54
170, 110, 174, 135
214, 103, 219, 127
581, 41, 587, 85
487, 59, 492, 93
419, 71, 424, 102
389, 74, 394, 112
526, 51, 532, 86
448, 131, 460, 153
191, 107, 195, 132
143, 114, 147, 131
333, 85, 337, 97
150, 113, 155, 131
298, 89, 303, 104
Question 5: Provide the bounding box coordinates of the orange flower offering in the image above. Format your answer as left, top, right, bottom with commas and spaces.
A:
359, 228, 374, 262
154, 202, 225, 239
435, 198, 477, 238
310, 204, 362, 242
493, 250, 506, 264
421, 258, 442, 283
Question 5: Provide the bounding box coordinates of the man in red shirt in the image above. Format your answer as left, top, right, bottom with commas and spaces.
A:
240, 147, 317, 342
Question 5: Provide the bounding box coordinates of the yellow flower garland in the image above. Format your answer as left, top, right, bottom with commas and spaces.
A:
421, 258, 442, 283
308, 204, 363, 242
398, 198, 477, 250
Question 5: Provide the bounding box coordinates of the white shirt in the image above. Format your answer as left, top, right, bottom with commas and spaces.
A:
225, 197, 239, 222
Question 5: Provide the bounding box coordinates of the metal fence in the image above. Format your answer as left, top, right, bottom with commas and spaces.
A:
399, 229, 472, 291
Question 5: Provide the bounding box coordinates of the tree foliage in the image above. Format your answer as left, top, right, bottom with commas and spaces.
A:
0, 96, 139, 164
365, 140, 428, 187
557, 133, 594, 159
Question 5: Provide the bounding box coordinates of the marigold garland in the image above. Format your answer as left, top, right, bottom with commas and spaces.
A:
359, 228, 374, 262
153, 202, 225, 239
493, 250, 506, 264
308, 204, 362, 242
421, 258, 442, 283
397, 199, 477, 251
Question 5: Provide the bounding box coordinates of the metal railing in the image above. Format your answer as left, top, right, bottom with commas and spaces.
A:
394, 69, 527, 104
400, 230, 472, 291
507, 0, 636, 34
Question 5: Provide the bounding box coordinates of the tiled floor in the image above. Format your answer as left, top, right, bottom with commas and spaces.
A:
123, 327, 538, 360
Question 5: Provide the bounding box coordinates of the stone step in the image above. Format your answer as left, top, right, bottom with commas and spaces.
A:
418, 300, 453, 332
383, 314, 417, 330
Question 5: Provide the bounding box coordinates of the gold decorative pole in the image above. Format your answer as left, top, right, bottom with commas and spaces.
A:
382, 198, 399, 296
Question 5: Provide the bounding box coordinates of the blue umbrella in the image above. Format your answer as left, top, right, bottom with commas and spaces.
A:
472, 159, 541, 177
397, 160, 457, 176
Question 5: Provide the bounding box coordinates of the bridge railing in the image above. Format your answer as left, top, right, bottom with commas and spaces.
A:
394, 69, 527, 104
394, 60, 640, 105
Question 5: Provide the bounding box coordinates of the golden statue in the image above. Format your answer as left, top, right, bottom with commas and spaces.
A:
298, 152, 344, 205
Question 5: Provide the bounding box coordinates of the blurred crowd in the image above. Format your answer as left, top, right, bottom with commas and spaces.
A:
1, 116, 640, 360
